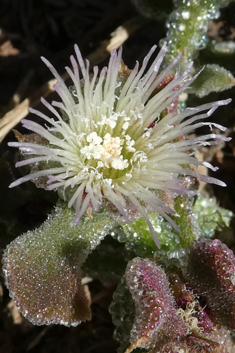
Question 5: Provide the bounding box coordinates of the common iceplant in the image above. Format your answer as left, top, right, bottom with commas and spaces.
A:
2, 43, 234, 347
8, 43, 231, 247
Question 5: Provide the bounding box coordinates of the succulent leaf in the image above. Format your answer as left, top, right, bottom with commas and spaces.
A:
191, 64, 235, 97
183, 238, 235, 331
2, 202, 117, 326
124, 257, 187, 352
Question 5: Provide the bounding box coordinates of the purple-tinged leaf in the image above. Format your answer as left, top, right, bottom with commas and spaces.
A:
183, 238, 235, 331
124, 257, 187, 352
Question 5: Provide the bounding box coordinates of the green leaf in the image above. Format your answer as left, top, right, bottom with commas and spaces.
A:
114, 193, 198, 256
2, 202, 117, 327
191, 64, 235, 97
193, 194, 233, 238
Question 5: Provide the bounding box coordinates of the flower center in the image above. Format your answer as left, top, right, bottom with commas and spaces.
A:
80, 131, 130, 172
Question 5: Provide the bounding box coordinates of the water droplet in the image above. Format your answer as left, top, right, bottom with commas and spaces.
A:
182, 11, 190, 20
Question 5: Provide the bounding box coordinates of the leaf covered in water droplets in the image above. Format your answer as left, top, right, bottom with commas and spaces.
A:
183, 238, 235, 332
110, 256, 233, 353
2, 202, 117, 327
191, 64, 235, 97
124, 257, 187, 352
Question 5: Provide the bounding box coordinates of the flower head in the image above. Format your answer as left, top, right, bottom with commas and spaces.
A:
9, 44, 231, 247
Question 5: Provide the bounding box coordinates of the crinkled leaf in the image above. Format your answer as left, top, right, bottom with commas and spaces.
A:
3, 202, 117, 327
183, 238, 235, 331
110, 258, 232, 353
124, 258, 187, 352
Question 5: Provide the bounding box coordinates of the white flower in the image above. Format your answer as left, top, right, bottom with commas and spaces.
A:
9, 43, 231, 247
